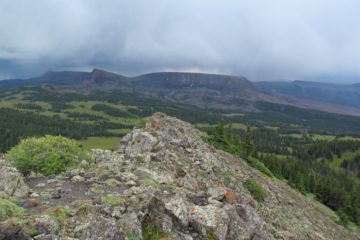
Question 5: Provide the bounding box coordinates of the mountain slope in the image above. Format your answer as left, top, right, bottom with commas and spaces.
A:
0, 113, 358, 239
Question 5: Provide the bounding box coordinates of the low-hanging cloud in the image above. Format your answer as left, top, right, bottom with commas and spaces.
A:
0, 0, 360, 82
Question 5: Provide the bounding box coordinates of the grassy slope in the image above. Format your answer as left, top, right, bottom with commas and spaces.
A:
80, 137, 122, 151
196, 122, 249, 130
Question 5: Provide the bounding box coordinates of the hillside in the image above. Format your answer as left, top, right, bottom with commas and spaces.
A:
1, 113, 359, 239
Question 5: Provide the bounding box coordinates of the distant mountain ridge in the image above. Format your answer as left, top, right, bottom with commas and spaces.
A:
255, 80, 360, 109
0, 69, 254, 91
0, 69, 276, 112
1, 68, 360, 116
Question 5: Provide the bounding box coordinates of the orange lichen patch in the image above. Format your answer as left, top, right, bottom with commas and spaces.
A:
151, 119, 159, 129
27, 198, 39, 207
189, 206, 196, 214
225, 191, 234, 203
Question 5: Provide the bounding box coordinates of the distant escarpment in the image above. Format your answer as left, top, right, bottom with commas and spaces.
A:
0, 69, 282, 112
2, 68, 359, 115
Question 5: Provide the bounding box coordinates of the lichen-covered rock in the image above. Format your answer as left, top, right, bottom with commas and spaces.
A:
33, 215, 60, 236
207, 186, 227, 201
164, 196, 190, 227
0, 157, 29, 198
72, 215, 124, 240
0, 222, 29, 240
189, 205, 229, 240
118, 130, 158, 156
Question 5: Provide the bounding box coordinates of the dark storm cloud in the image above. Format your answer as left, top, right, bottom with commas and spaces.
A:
0, 0, 360, 81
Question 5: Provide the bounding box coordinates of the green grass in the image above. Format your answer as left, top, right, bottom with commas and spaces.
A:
0, 198, 26, 220
0, 91, 142, 127
310, 134, 336, 141
101, 195, 125, 206
108, 128, 132, 135
246, 156, 273, 178
80, 137, 122, 151
139, 178, 159, 187
66, 101, 140, 125
264, 125, 279, 130
0, 93, 24, 108
0, 90, 147, 152
337, 136, 360, 141
196, 122, 249, 130
306, 193, 339, 223
330, 150, 360, 169
33, 101, 52, 110
282, 133, 359, 142
282, 133, 304, 139
142, 218, 167, 240
47, 206, 70, 224
222, 113, 245, 117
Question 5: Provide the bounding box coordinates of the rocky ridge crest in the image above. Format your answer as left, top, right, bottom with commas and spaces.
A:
0, 113, 359, 240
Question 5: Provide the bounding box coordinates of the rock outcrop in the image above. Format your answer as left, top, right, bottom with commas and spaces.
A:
0, 157, 29, 198
0, 113, 359, 239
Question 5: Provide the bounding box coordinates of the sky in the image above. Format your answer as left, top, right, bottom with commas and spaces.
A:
0, 0, 360, 82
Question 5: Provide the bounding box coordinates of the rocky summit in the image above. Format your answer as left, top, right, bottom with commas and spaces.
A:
0, 113, 359, 240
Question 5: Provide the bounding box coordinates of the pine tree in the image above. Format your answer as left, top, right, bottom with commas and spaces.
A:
213, 119, 225, 147
244, 125, 255, 156
225, 122, 233, 142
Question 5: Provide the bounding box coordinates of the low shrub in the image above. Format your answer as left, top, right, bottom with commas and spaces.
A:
337, 208, 350, 227
244, 179, 267, 202
142, 217, 166, 240
246, 156, 273, 178
5, 135, 92, 176
101, 195, 125, 207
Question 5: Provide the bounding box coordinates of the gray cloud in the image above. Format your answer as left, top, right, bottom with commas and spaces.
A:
1, 0, 360, 82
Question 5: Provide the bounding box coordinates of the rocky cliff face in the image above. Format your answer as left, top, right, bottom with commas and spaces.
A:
0, 113, 359, 240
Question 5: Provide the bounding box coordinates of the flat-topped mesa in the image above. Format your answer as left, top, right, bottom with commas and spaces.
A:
136, 72, 256, 92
